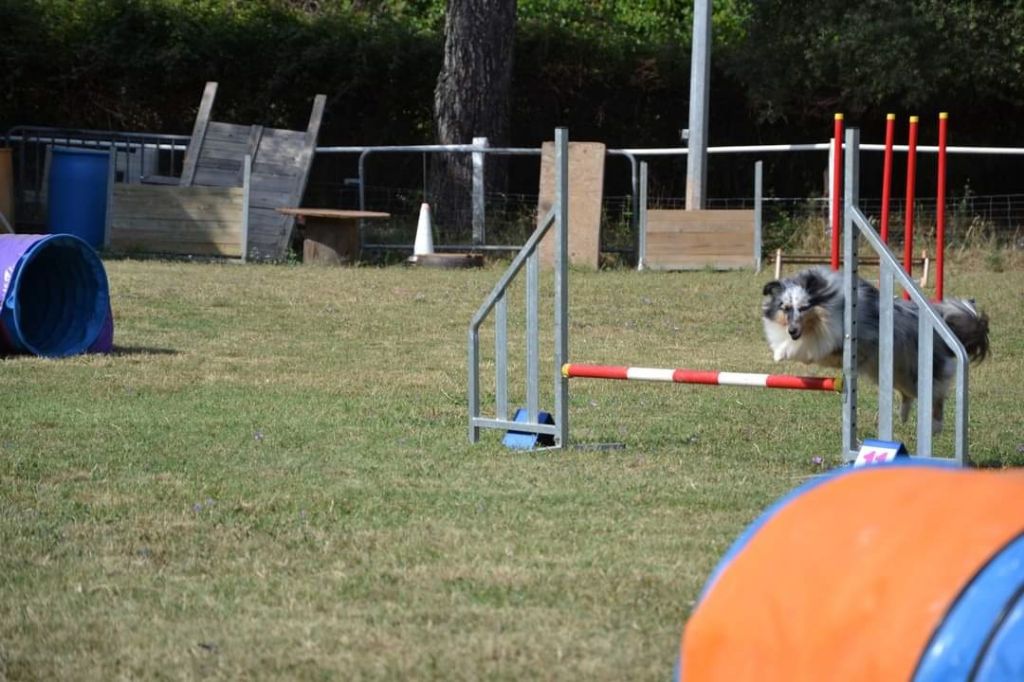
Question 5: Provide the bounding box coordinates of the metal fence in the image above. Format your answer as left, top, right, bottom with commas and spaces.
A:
5, 125, 1023, 260
3, 126, 190, 227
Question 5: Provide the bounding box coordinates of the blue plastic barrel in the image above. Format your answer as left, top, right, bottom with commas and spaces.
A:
0, 234, 111, 357
47, 146, 111, 249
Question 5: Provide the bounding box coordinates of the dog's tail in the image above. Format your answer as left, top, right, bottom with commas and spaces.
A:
935, 299, 990, 363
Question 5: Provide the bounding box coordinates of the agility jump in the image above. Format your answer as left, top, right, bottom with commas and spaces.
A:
468, 126, 973, 463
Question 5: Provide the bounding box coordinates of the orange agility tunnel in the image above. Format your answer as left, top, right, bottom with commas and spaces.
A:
676, 464, 1024, 681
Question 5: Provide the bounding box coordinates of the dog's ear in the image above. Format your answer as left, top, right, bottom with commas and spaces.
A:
762, 281, 783, 297
801, 269, 828, 295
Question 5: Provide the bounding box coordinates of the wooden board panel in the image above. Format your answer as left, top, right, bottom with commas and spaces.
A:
109, 233, 242, 257
644, 209, 755, 270
193, 167, 242, 187
255, 133, 306, 160
194, 153, 246, 170
537, 141, 605, 269
108, 185, 244, 257
109, 219, 242, 237
248, 207, 288, 235
204, 122, 251, 142
251, 163, 305, 182
198, 145, 250, 165
250, 192, 295, 211
111, 185, 246, 219
250, 210, 291, 237
110, 238, 241, 257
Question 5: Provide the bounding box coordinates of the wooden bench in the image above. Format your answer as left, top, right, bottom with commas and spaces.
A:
276, 208, 390, 265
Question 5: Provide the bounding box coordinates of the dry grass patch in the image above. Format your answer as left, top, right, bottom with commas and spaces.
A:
0, 256, 1021, 680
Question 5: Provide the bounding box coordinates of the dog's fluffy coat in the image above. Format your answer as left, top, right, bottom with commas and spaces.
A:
761, 267, 989, 432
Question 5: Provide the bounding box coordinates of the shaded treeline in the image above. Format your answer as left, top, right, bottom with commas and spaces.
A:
3, 0, 1023, 198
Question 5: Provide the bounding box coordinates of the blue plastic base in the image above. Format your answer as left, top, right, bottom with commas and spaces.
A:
502, 408, 556, 450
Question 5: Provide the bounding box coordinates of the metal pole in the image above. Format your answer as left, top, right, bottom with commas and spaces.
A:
831, 113, 844, 270
685, 0, 711, 210
936, 113, 948, 301
878, 261, 894, 440
637, 161, 649, 271
754, 160, 763, 272
842, 127, 860, 461
472, 136, 488, 246
554, 128, 570, 447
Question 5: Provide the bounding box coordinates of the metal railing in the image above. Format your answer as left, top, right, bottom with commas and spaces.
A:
4, 126, 189, 227
6, 124, 1022, 257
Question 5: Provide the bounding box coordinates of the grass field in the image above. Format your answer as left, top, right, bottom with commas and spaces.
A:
1, 254, 1022, 680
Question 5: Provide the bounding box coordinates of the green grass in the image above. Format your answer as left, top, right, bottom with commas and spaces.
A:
1, 256, 1022, 680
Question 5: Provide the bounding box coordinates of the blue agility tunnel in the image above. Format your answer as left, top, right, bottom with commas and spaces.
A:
0, 234, 112, 357
677, 464, 1024, 682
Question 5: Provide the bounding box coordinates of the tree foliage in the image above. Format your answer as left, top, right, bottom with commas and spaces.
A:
726, 0, 1024, 129
3, 0, 1023, 195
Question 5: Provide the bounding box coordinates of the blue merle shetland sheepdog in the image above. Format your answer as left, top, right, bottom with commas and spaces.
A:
761, 267, 989, 432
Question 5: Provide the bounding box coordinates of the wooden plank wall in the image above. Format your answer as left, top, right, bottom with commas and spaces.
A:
192, 122, 251, 187
247, 127, 306, 259
108, 185, 245, 257
645, 209, 755, 270
187, 123, 312, 259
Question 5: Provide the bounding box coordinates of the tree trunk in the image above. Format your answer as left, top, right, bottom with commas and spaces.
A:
432, 0, 516, 242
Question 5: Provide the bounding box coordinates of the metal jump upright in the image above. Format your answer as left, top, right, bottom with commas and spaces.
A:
841, 127, 970, 465
468, 128, 569, 447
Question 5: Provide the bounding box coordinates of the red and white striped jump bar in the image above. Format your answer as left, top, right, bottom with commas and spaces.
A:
562, 363, 842, 393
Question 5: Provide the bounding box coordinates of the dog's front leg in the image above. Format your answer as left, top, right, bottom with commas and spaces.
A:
932, 397, 945, 434
899, 392, 914, 423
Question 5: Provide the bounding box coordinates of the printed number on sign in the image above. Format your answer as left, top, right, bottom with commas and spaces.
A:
860, 450, 893, 464
854, 440, 908, 467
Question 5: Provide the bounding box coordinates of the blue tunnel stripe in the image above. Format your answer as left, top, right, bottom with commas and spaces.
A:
972, 586, 1024, 682
913, 531, 1024, 682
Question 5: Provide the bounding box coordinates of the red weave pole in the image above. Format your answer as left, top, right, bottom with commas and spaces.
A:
562, 364, 840, 393
936, 112, 948, 301
880, 113, 895, 243
830, 113, 844, 270
902, 116, 919, 300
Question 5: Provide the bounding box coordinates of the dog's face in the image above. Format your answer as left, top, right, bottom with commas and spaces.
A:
762, 270, 833, 341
